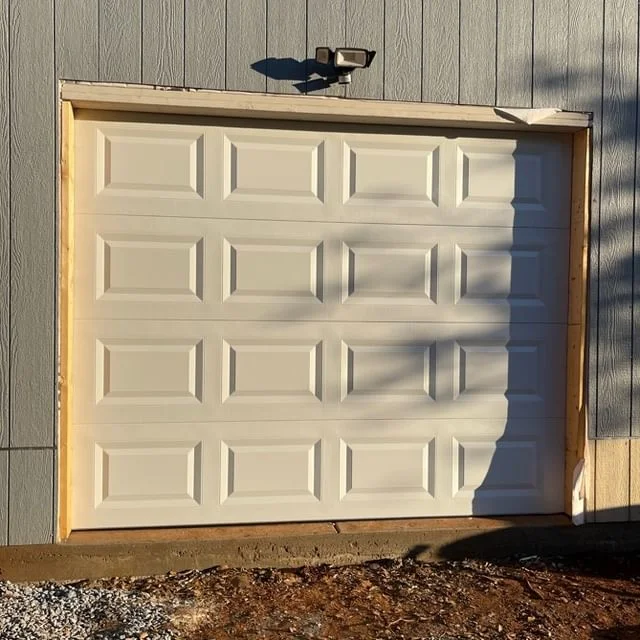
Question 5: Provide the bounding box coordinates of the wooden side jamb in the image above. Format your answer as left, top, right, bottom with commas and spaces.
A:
565, 127, 590, 517
58, 100, 74, 541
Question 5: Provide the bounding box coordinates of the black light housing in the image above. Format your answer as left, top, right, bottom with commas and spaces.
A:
314, 47, 376, 84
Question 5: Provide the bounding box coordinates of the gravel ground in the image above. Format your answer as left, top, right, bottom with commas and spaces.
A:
0, 580, 177, 640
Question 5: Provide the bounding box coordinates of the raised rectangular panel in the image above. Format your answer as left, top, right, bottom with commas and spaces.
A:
454, 138, 570, 225
340, 439, 435, 500
223, 238, 323, 303
456, 140, 537, 208
342, 243, 437, 304
343, 140, 440, 206
222, 341, 323, 403
220, 440, 321, 503
455, 246, 542, 305
96, 234, 204, 302
96, 127, 205, 199
453, 437, 539, 498
453, 341, 541, 401
96, 338, 204, 405
223, 134, 324, 203
95, 441, 203, 508
342, 342, 436, 401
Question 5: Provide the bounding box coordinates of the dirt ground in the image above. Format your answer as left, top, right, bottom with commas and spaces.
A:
82, 552, 640, 639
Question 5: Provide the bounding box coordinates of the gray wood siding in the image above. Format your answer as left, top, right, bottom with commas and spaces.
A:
9, 0, 55, 450
0, 0, 9, 450
1, 0, 638, 543
8, 449, 53, 545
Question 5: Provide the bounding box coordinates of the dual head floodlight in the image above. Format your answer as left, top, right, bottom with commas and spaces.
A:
315, 47, 376, 84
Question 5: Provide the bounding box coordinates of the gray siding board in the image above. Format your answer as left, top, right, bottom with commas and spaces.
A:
597, 0, 637, 438
9, 0, 55, 448
8, 449, 53, 545
459, 0, 497, 105
345, 0, 384, 99
226, 0, 266, 92
142, 0, 184, 86
185, 0, 225, 90
384, 0, 422, 102
0, 451, 7, 545
0, 0, 8, 450
422, 0, 459, 104
497, 0, 533, 108
99, 0, 142, 83
567, 0, 603, 440
307, 0, 345, 97
266, 0, 305, 95
533, 0, 569, 109
55, 0, 98, 79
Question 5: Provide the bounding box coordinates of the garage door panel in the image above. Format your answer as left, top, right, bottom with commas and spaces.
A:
73, 418, 561, 527
96, 234, 205, 303
223, 132, 325, 204
453, 137, 571, 227
220, 439, 322, 504
224, 237, 324, 304
453, 235, 569, 313
341, 341, 437, 402
74, 320, 219, 424
447, 418, 565, 514
76, 321, 565, 424
339, 437, 436, 502
76, 119, 219, 217
214, 421, 337, 523
72, 423, 218, 529
221, 339, 324, 404
74, 215, 218, 319
341, 137, 443, 208
77, 115, 570, 229
76, 216, 567, 324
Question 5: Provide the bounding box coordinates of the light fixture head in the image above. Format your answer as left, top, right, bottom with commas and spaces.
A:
314, 47, 376, 85
334, 48, 376, 69
315, 46, 333, 66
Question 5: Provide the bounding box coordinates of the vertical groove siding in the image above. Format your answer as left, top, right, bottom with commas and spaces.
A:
1, 0, 637, 543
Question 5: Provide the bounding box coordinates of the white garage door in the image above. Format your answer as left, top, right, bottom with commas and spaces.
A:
71, 111, 570, 529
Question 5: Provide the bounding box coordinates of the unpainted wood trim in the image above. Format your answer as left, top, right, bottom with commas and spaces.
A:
58, 100, 74, 541
564, 128, 590, 515
59, 81, 590, 132
586, 439, 596, 523
593, 439, 630, 522
630, 440, 640, 521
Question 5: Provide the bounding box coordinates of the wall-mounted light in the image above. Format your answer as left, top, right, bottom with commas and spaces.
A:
315, 47, 376, 84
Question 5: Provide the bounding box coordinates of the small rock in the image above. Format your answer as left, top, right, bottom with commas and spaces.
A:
230, 573, 252, 589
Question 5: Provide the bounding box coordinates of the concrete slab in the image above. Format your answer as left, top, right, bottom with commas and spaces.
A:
335, 515, 570, 533
2, 517, 640, 583
66, 522, 338, 545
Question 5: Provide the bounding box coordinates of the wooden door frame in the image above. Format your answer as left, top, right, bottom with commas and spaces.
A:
57, 81, 592, 540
